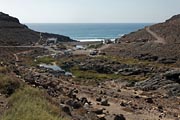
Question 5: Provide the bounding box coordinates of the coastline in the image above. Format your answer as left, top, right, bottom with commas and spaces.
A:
77, 38, 116, 42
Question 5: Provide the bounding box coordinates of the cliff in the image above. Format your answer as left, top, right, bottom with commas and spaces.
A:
0, 12, 74, 46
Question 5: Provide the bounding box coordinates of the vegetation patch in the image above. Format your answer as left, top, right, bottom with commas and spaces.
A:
87, 43, 103, 49
96, 55, 171, 67
19, 55, 55, 67
35, 56, 55, 64
1, 86, 66, 120
0, 66, 9, 73
70, 66, 146, 85
0, 74, 21, 96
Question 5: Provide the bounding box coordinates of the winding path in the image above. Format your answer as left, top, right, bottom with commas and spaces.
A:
145, 26, 166, 44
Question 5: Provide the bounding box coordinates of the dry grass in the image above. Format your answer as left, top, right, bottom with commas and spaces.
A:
0, 74, 20, 95
1, 86, 67, 120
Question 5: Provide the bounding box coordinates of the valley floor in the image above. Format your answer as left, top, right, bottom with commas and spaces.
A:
0, 42, 179, 120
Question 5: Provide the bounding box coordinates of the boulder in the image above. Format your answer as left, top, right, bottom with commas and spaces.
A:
101, 99, 110, 106
118, 68, 142, 76
83, 102, 90, 109
73, 101, 81, 109
135, 75, 172, 91
145, 98, 154, 104
120, 101, 128, 107
97, 114, 106, 120
65, 99, 82, 109
135, 54, 158, 62
60, 104, 71, 116
92, 108, 104, 114
164, 70, 180, 83
96, 97, 102, 102
158, 57, 177, 64
114, 114, 126, 120
80, 97, 88, 105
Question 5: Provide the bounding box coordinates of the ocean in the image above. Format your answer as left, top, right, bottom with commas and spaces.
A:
26, 23, 153, 41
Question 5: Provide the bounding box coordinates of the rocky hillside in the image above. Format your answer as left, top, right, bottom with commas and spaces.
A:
116, 14, 180, 43
106, 14, 180, 64
0, 12, 74, 46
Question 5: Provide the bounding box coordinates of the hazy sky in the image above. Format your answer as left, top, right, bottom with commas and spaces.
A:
0, 0, 180, 23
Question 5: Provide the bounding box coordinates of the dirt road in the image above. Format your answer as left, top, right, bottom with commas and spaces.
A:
146, 26, 166, 44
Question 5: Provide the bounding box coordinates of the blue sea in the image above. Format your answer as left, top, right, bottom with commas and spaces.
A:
26, 23, 153, 41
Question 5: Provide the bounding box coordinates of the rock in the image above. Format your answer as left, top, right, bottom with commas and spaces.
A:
114, 114, 126, 120
117, 89, 121, 92
134, 96, 140, 99
97, 114, 106, 120
158, 105, 163, 112
164, 70, 180, 83
80, 97, 88, 105
67, 89, 76, 98
158, 58, 177, 64
113, 94, 119, 98
125, 81, 136, 87
47, 81, 58, 88
145, 98, 154, 104
135, 75, 170, 91
101, 99, 110, 106
65, 99, 82, 109
73, 89, 79, 93
79, 62, 114, 74
61, 104, 71, 116
65, 99, 73, 106
135, 54, 158, 62
96, 97, 102, 102
165, 84, 180, 96
120, 101, 128, 107
83, 102, 90, 109
99, 52, 106, 56
99, 90, 106, 95
118, 68, 142, 76
65, 72, 73, 77
72, 101, 82, 109
92, 108, 104, 114
47, 87, 58, 97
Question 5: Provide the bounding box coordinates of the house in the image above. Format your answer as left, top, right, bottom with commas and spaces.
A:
46, 38, 57, 45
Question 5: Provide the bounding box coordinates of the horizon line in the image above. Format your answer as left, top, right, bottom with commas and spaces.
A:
24, 22, 156, 24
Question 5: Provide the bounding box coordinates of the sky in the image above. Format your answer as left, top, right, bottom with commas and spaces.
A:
0, 0, 180, 23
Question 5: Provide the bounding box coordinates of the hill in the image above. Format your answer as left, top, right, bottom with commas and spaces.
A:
105, 14, 180, 64
0, 12, 74, 46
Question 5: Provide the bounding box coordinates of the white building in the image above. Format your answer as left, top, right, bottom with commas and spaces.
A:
46, 38, 58, 45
